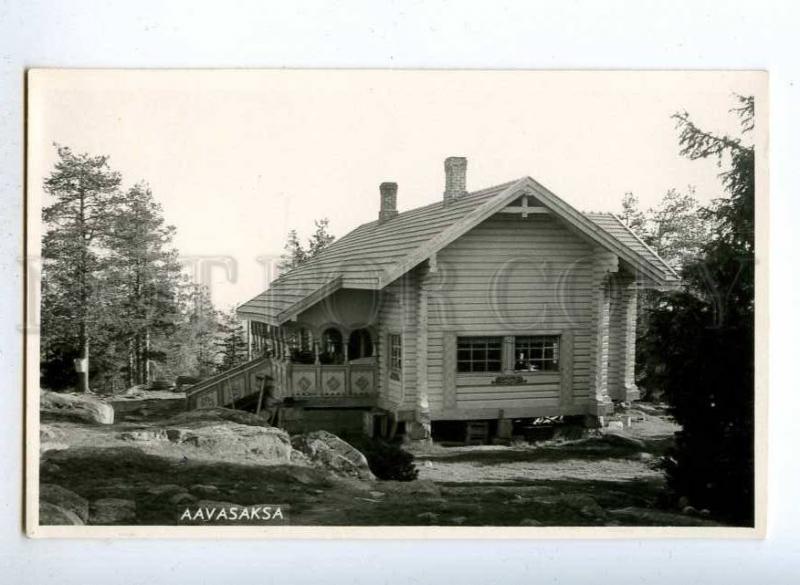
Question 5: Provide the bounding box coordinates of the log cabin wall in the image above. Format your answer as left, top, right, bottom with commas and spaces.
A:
422, 212, 602, 420
376, 270, 418, 409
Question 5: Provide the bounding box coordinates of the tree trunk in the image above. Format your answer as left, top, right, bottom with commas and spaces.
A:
128, 339, 135, 389
144, 327, 151, 385
76, 322, 90, 393
76, 191, 90, 393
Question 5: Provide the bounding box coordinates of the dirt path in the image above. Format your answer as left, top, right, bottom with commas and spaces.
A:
414, 408, 679, 484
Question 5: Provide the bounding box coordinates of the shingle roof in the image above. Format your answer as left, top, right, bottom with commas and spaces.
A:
584, 212, 679, 280
237, 178, 679, 325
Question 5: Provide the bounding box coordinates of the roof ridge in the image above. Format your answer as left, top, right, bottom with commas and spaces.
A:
238, 175, 682, 324
268, 179, 523, 286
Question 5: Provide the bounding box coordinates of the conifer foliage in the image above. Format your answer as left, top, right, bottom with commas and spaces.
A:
639, 96, 756, 525
278, 218, 335, 273
41, 146, 122, 393
40, 146, 221, 392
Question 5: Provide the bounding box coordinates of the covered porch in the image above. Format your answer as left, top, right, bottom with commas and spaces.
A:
248, 320, 379, 404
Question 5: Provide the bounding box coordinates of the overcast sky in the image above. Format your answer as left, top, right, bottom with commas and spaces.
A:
28, 70, 765, 310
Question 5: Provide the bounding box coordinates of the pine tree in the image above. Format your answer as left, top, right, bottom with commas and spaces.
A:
307, 218, 335, 258
41, 146, 122, 392
278, 229, 307, 273
278, 218, 335, 273
619, 192, 646, 235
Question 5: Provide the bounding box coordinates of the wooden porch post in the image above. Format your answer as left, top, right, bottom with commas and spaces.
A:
245, 319, 253, 361
409, 270, 432, 442
589, 247, 617, 417
620, 280, 640, 402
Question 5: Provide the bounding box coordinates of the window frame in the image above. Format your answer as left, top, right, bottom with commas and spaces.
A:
512, 334, 561, 373
388, 333, 402, 380
456, 335, 504, 374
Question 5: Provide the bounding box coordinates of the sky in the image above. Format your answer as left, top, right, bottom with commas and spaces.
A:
28, 70, 765, 310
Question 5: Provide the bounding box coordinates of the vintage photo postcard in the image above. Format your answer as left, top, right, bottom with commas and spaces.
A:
24, 69, 767, 538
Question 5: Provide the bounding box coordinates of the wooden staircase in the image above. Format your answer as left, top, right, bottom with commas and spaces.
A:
185, 356, 274, 410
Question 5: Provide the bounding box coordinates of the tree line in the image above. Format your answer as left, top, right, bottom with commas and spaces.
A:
41, 147, 244, 393
40, 145, 336, 394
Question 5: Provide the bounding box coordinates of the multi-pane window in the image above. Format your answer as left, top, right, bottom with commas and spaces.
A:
514, 335, 560, 372
457, 336, 503, 373
389, 334, 402, 377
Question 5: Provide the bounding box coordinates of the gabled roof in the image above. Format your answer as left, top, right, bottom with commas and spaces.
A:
237, 177, 680, 325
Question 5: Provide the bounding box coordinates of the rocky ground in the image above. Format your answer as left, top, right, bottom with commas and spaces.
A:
38, 392, 723, 527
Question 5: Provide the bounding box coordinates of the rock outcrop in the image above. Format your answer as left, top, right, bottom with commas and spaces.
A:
40, 483, 89, 523
39, 502, 84, 525
40, 424, 69, 454
114, 407, 294, 464
109, 391, 187, 422
41, 390, 114, 425
291, 430, 374, 480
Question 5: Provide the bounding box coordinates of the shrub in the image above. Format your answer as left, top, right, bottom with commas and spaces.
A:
347, 436, 418, 482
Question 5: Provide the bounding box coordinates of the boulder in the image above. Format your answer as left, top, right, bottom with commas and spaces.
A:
41, 391, 114, 425
108, 411, 293, 465
40, 484, 89, 523
291, 431, 374, 480
89, 498, 136, 525
177, 423, 292, 463
40, 424, 69, 454
39, 502, 84, 525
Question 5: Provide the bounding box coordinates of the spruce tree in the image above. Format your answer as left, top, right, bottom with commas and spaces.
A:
640, 95, 755, 524
105, 183, 183, 387
216, 309, 249, 372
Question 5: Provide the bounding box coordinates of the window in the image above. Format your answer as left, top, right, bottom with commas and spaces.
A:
319, 327, 344, 365
389, 334, 402, 379
348, 328, 374, 360
514, 335, 560, 372
457, 336, 502, 373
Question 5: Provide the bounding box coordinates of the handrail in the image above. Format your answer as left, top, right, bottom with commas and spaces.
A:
185, 356, 272, 398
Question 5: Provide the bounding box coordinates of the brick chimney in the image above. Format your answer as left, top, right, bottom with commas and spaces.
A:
378, 182, 398, 223
443, 156, 467, 204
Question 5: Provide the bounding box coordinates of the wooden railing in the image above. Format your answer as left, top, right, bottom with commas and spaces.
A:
186, 356, 378, 410
277, 359, 378, 401
185, 356, 273, 409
